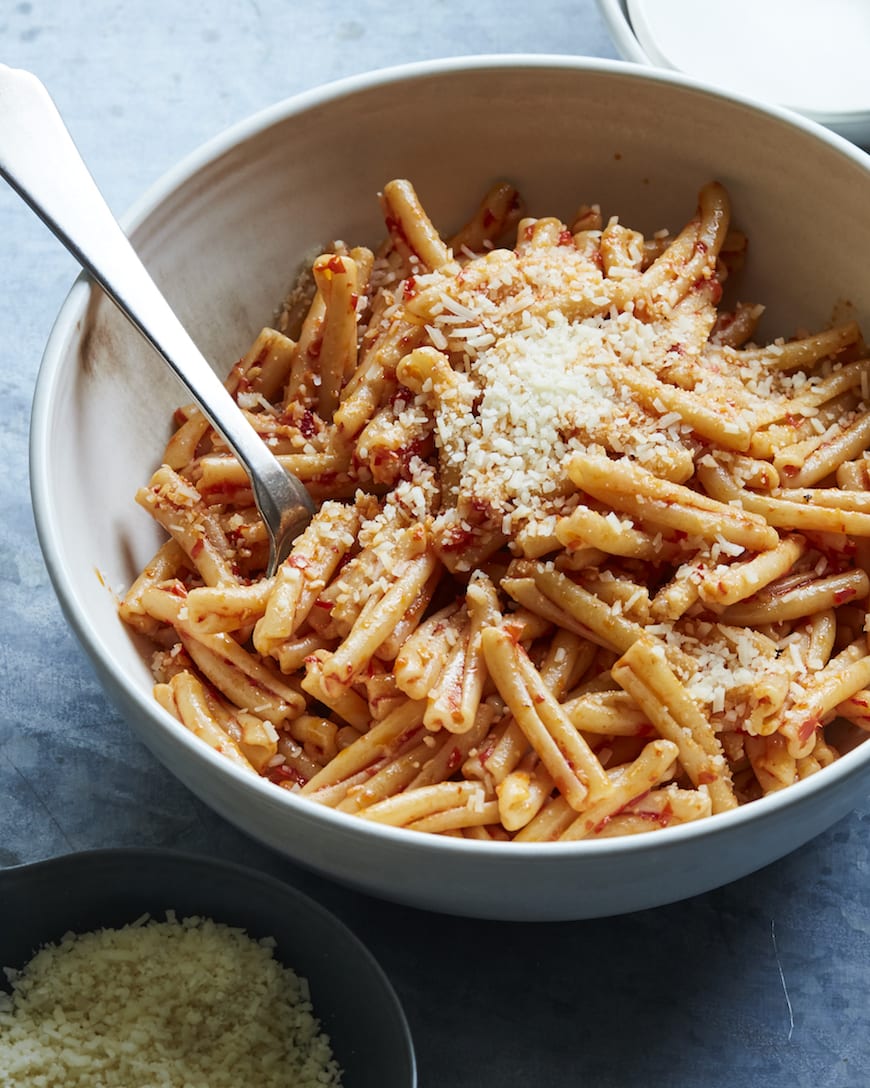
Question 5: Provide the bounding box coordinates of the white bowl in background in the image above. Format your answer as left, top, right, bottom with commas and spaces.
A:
596, 0, 870, 147
30, 56, 870, 921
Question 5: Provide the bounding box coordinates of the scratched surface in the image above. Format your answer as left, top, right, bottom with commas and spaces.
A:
0, 3, 868, 1085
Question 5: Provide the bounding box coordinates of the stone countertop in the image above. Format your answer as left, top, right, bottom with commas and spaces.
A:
0, 3, 867, 1085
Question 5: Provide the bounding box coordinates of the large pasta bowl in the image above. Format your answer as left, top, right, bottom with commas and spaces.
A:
30, 56, 870, 920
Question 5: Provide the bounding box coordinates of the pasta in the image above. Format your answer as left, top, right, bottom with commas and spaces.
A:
120, 178, 870, 841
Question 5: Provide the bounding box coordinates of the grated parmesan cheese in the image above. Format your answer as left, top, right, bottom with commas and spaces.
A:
0, 914, 342, 1088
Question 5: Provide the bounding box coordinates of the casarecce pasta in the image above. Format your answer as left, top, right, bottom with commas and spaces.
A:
120, 178, 870, 841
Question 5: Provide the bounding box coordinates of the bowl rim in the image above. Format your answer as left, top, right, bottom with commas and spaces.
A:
29, 52, 870, 863
0, 844, 391, 951
594, 0, 653, 64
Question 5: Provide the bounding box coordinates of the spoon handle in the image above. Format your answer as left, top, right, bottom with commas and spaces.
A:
0, 64, 313, 566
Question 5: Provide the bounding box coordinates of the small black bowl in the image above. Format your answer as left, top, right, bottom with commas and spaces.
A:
0, 848, 416, 1087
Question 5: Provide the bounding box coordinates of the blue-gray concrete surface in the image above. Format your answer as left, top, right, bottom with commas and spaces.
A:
0, 3, 867, 1085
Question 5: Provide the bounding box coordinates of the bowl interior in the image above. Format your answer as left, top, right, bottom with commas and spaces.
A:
37, 58, 870, 687
0, 849, 415, 1086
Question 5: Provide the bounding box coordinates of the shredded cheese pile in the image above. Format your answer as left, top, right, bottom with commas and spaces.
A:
0, 914, 342, 1087
407, 237, 811, 546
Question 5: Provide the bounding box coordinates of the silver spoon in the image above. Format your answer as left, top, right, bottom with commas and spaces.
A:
0, 64, 314, 576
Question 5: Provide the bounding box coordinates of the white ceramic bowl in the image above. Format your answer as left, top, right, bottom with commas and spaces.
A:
596, 0, 870, 147
30, 56, 870, 921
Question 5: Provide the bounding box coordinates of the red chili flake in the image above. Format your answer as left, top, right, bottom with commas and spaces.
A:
270, 764, 307, 786
396, 726, 423, 749
477, 738, 498, 765
234, 365, 253, 397
468, 495, 495, 519
299, 409, 317, 439
798, 717, 820, 743
326, 254, 345, 275
403, 276, 417, 302
385, 214, 410, 246
697, 770, 717, 785
446, 747, 463, 772
834, 587, 856, 605
190, 539, 204, 559
307, 335, 323, 359
437, 527, 476, 553
199, 481, 246, 502
631, 802, 674, 827
558, 228, 574, 247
